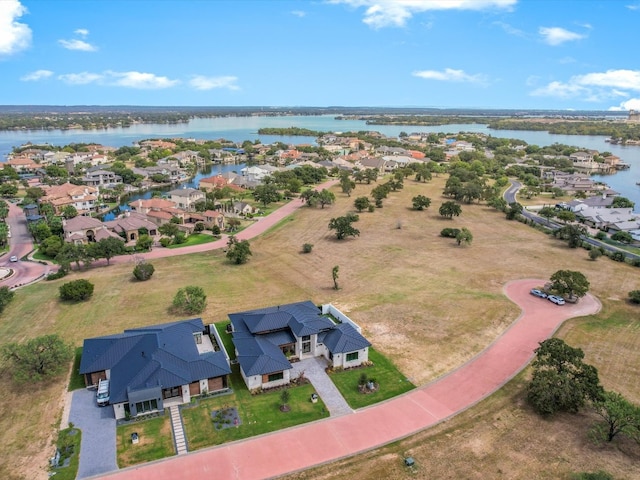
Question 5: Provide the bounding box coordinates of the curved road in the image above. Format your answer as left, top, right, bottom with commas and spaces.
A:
96, 278, 601, 480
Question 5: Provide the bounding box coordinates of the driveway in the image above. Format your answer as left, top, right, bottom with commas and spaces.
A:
68, 389, 118, 479
97, 278, 601, 480
290, 357, 352, 417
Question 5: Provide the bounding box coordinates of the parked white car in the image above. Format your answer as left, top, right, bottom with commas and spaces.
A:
547, 295, 565, 305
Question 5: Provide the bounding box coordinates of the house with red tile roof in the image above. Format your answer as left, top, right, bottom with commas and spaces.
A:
41, 183, 98, 214
63, 216, 123, 244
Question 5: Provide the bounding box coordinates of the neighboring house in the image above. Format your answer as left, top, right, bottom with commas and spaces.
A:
79, 319, 231, 419
41, 183, 98, 214
232, 201, 254, 215
168, 188, 205, 211
129, 198, 177, 215
81, 169, 123, 188
575, 206, 637, 231
63, 216, 123, 244
355, 157, 385, 175
229, 301, 371, 391
202, 210, 225, 230
4, 156, 40, 173
199, 174, 229, 192
104, 211, 159, 243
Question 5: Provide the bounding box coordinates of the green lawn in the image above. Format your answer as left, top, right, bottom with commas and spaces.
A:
329, 349, 416, 409
68, 347, 85, 391
117, 416, 175, 468
182, 365, 329, 450
49, 427, 81, 480
167, 233, 218, 249
214, 322, 236, 360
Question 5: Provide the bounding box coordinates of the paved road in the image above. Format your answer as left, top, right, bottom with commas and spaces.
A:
0, 201, 51, 289
69, 389, 118, 479
95, 278, 601, 480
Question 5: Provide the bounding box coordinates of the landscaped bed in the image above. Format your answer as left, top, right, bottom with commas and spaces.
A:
328, 348, 415, 409
181, 366, 329, 450
116, 415, 175, 468
166, 233, 219, 248
48, 426, 81, 480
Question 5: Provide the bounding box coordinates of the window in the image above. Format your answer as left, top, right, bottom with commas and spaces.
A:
135, 399, 158, 414
268, 372, 284, 382
346, 352, 359, 362
302, 335, 311, 354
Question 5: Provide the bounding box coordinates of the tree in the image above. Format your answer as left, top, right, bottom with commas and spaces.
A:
538, 206, 556, 225
136, 234, 153, 251
439, 201, 461, 219
133, 262, 155, 281
550, 270, 590, 299
90, 237, 126, 265
505, 202, 523, 220
301, 243, 313, 254
158, 222, 179, 238
0, 183, 18, 197
29, 221, 52, 243
172, 285, 207, 314
2, 334, 72, 383
364, 168, 378, 184
339, 174, 355, 197
328, 215, 360, 240
588, 248, 603, 261
55, 242, 89, 271
317, 189, 336, 209
61, 205, 78, 219
0, 286, 15, 314
590, 391, 640, 443
354, 196, 371, 212
612, 196, 635, 209
611, 231, 633, 244
332, 265, 339, 290
455, 227, 473, 246
628, 290, 640, 304
370, 184, 390, 208
554, 224, 586, 248
279, 389, 291, 412
412, 195, 431, 211
253, 183, 280, 207
226, 235, 252, 264
527, 338, 603, 416
557, 210, 576, 224
59, 279, 94, 301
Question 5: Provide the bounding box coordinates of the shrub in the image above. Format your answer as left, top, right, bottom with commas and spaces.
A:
59, 279, 94, 302
629, 290, 640, 304
0, 286, 15, 313
211, 225, 221, 235
133, 262, 155, 281
595, 231, 607, 241
440, 228, 460, 238
46, 270, 67, 281
194, 222, 205, 233
588, 249, 602, 261
609, 251, 625, 262
172, 285, 207, 314
301, 243, 313, 254
159, 237, 172, 248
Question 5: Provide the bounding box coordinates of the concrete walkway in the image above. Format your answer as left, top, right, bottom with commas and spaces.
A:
290, 357, 352, 417
68, 389, 118, 479
95, 278, 601, 480
169, 406, 188, 455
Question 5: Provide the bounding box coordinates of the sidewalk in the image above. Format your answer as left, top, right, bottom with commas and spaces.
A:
95, 278, 601, 480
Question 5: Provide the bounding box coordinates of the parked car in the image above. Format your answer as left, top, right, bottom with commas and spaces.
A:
547, 295, 565, 305
9, 256, 18, 262
530, 289, 547, 298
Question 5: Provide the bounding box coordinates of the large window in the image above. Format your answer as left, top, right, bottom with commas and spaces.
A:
302, 335, 311, 354
268, 372, 284, 382
135, 399, 158, 414
346, 351, 359, 362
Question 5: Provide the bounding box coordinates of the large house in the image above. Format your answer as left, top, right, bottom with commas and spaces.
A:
229, 301, 371, 391
41, 183, 98, 214
168, 188, 205, 211
63, 216, 123, 244
79, 319, 231, 419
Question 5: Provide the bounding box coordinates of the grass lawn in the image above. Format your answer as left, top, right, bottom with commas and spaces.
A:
182, 366, 329, 450
329, 349, 416, 409
117, 416, 175, 468
68, 347, 85, 391
214, 322, 236, 360
31, 249, 57, 263
167, 233, 219, 249
49, 427, 81, 480
1, 175, 640, 478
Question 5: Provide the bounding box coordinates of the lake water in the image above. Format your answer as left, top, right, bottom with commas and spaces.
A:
1, 115, 639, 209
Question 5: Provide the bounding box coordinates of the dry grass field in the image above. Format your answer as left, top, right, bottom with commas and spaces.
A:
0, 175, 639, 479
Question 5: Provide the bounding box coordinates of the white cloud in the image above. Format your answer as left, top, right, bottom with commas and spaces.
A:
626, 3, 639, 10
58, 39, 97, 52
107, 71, 179, 89
0, 0, 32, 56
493, 21, 525, 37
413, 68, 489, 85
539, 26, 585, 46
74, 28, 89, 37
21, 69, 53, 81
189, 75, 239, 91
57, 70, 179, 89
329, 0, 516, 28
609, 98, 640, 111
530, 69, 640, 106
58, 72, 104, 85
291, 10, 306, 17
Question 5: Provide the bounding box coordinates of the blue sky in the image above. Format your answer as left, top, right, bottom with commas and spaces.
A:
1, 0, 639, 110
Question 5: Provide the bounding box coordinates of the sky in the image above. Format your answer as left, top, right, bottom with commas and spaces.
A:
0, 0, 639, 110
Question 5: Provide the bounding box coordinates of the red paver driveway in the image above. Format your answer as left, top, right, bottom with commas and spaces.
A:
95, 279, 600, 480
